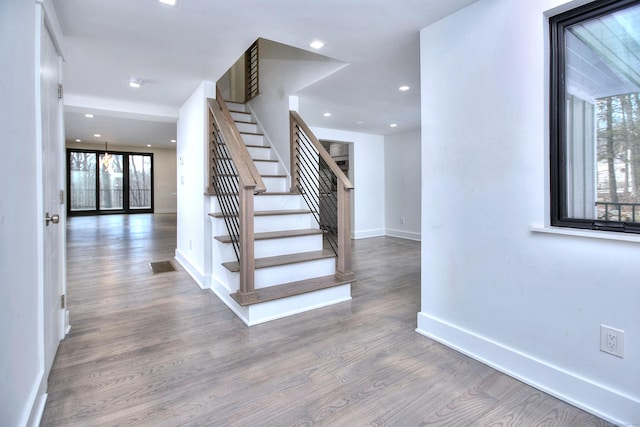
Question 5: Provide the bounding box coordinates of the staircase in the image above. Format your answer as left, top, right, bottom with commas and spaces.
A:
208, 100, 353, 326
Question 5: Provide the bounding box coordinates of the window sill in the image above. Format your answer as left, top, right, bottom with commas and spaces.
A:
530, 224, 640, 243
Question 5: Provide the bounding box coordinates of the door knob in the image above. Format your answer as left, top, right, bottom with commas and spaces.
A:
46, 213, 60, 226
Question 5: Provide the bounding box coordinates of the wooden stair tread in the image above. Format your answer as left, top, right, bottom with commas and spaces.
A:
257, 192, 297, 196
222, 250, 335, 272
239, 131, 264, 136
234, 120, 257, 125
214, 228, 323, 243
209, 209, 311, 218
209, 192, 297, 197
231, 275, 353, 306
245, 144, 270, 149
214, 173, 286, 178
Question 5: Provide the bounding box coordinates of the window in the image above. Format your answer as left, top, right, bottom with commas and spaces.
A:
550, 0, 640, 232
68, 149, 153, 215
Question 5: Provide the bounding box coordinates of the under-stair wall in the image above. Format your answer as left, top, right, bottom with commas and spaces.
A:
175, 81, 216, 289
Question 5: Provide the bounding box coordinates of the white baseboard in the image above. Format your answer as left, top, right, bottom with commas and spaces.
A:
22, 369, 46, 427
174, 249, 210, 289
353, 228, 385, 239
385, 228, 421, 241
28, 392, 47, 427
416, 312, 639, 426
154, 209, 177, 214
64, 309, 71, 335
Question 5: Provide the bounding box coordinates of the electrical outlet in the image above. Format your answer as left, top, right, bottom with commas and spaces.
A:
400, 216, 406, 224
600, 325, 624, 358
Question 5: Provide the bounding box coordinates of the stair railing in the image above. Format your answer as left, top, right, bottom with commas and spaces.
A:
245, 40, 259, 102
289, 111, 355, 281
208, 87, 265, 304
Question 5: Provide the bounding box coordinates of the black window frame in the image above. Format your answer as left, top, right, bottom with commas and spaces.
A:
67, 148, 154, 216
550, 0, 640, 233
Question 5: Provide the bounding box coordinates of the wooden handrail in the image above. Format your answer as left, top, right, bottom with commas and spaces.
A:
208, 87, 266, 193
289, 110, 354, 281
289, 110, 354, 191
208, 89, 264, 304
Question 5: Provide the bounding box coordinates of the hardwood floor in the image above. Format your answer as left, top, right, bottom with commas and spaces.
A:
41, 214, 613, 426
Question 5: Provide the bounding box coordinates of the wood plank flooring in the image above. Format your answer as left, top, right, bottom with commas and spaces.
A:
41, 214, 613, 426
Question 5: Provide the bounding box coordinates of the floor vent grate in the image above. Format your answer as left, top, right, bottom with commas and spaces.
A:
149, 261, 176, 274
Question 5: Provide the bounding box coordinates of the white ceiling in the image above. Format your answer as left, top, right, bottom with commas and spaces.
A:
53, 0, 478, 148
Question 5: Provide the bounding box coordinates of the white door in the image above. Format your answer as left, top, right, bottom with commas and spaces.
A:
41, 19, 66, 376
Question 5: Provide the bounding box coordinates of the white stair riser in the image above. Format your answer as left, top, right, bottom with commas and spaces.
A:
240, 133, 265, 146
213, 240, 237, 261
255, 258, 335, 288
256, 235, 323, 258
262, 176, 287, 192
212, 270, 237, 293
214, 235, 323, 260
236, 122, 258, 133
210, 194, 306, 213
254, 195, 304, 210
210, 214, 315, 235
230, 111, 252, 122
247, 146, 272, 160
254, 161, 280, 175
254, 213, 315, 233
211, 217, 234, 237
216, 258, 336, 291
243, 284, 351, 326
226, 102, 246, 112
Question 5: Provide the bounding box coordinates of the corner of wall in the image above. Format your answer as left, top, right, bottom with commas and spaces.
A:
176, 81, 215, 290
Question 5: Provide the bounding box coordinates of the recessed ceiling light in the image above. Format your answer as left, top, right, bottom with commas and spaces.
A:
355, 121, 364, 125
323, 112, 332, 117
84, 113, 94, 118
399, 85, 410, 91
310, 40, 325, 49
75, 139, 82, 142
171, 139, 176, 143
129, 77, 144, 88
159, 0, 176, 5
390, 124, 398, 128
94, 133, 101, 137
146, 144, 152, 147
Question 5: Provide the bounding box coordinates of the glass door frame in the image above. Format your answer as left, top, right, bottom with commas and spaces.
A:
67, 148, 154, 216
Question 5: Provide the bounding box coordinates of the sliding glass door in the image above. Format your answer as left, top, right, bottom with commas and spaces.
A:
99, 152, 123, 210
129, 154, 152, 210
69, 151, 97, 211
68, 149, 153, 215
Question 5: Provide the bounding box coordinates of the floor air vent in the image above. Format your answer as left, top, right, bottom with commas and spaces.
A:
149, 261, 176, 274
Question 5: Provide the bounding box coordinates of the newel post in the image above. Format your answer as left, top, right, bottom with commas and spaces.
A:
336, 184, 354, 281
236, 185, 258, 304
289, 112, 300, 194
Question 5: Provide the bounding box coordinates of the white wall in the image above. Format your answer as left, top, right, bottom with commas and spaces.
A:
384, 129, 421, 240
417, 0, 639, 424
0, 1, 45, 425
311, 127, 385, 239
175, 81, 215, 288
65, 142, 177, 213
249, 39, 346, 173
